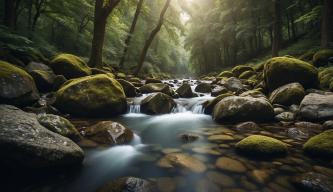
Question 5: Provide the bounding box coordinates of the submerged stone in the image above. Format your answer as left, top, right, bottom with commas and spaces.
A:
157, 153, 207, 173
215, 157, 247, 173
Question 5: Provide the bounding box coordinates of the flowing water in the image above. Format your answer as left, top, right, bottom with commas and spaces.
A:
9, 80, 333, 192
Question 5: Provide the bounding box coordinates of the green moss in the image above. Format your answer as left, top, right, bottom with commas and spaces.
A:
269, 83, 305, 106
264, 57, 318, 91
313, 49, 333, 67
236, 135, 288, 157
231, 65, 254, 77
50, 53, 91, 79
239, 70, 256, 79
218, 71, 234, 78
303, 130, 333, 159
0, 60, 33, 81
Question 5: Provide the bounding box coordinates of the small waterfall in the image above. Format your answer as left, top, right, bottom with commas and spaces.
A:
172, 104, 187, 113
191, 104, 205, 114
129, 104, 141, 113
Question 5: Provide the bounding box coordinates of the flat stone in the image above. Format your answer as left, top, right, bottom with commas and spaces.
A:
192, 147, 221, 155
208, 134, 235, 142
207, 171, 236, 187
157, 153, 207, 173
215, 157, 247, 173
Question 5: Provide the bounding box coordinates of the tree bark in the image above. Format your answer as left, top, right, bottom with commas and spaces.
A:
119, 0, 144, 69
134, 0, 171, 75
321, 0, 333, 48
89, 0, 121, 68
272, 0, 282, 57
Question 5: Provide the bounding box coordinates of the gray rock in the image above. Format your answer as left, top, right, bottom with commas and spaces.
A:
275, 112, 295, 122
269, 83, 305, 106
176, 83, 194, 98
220, 77, 245, 93
141, 92, 176, 115
298, 93, 333, 121
323, 120, 333, 130
195, 83, 211, 93
292, 172, 333, 192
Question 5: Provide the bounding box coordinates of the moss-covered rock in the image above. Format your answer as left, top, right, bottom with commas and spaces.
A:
54, 74, 127, 117
141, 92, 176, 115
50, 54, 92, 79
30, 70, 56, 92
269, 83, 305, 106
318, 67, 333, 89
313, 49, 333, 67
239, 70, 256, 79
145, 78, 162, 84
232, 65, 254, 77
264, 57, 318, 91
303, 130, 333, 159
236, 135, 288, 157
117, 79, 136, 97
239, 89, 265, 98
195, 82, 211, 93
37, 114, 81, 141
218, 71, 234, 78
203, 93, 234, 114
176, 83, 194, 98
139, 83, 173, 96
0, 61, 39, 106
213, 96, 274, 123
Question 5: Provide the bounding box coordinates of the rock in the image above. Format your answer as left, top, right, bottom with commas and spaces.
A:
264, 57, 318, 91
140, 92, 176, 115
215, 157, 247, 173
37, 114, 81, 141
303, 130, 333, 158
192, 147, 221, 155
0, 105, 84, 169
236, 135, 288, 157
313, 49, 333, 67
275, 112, 295, 122
207, 171, 236, 187
239, 89, 265, 98
221, 77, 245, 93
145, 78, 162, 84
53, 75, 67, 90
287, 128, 309, 140
30, 70, 56, 92
235, 122, 260, 131
274, 107, 285, 115
292, 172, 333, 192
117, 79, 137, 97
25, 61, 52, 73
116, 72, 126, 79
269, 83, 305, 106
239, 70, 256, 79
203, 93, 233, 114
318, 67, 333, 89
176, 83, 194, 98
231, 65, 254, 77
178, 133, 200, 143
323, 121, 333, 130
54, 74, 127, 117
295, 121, 322, 129
91, 68, 109, 75
0, 61, 39, 106
97, 177, 157, 192
139, 83, 173, 96
157, 153, 207, 173
211, 86, 229, 97
213, 96, 274, 123
208, 134, 235, 142
50, 53, 91, 79
218, 71, 234, 78
195, 83, 211, 93
250, 169, 271, 184
84, 121, 134, 145
298, 93, 333, 121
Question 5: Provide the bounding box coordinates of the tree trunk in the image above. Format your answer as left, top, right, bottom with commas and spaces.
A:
119, 0, 144, 69
3, 0, 16, 29
272, 0, 282, 57
321, 0, 333, 48
134, 0, 171, 75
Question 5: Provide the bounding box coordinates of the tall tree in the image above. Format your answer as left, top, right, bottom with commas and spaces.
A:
272, 0, 282, 57
89, 0, 121, 68
119, 0, 144, 69
321, 0, 333, 48
3, 0, 21, 29
134, 0, 171, 75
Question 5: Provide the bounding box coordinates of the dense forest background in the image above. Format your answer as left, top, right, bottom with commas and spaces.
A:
0, 0, 332, 76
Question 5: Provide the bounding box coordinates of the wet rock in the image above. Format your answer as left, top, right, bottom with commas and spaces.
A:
157, 153, 207, 173
97, 177, 157, 192
145, 78, 162, 84
287, 128, 309, 140
178, 133, 200, 143
196, 179, 220, 192
298, 93, 333, 121
176, 83, 194, 98
323, 120, 333, 130
275, 112, 295, 122
203, 93, 234, 114
195, 82, 211, 93
303, 130, 333, 158
221, 77, 245, 93
0, 105, 84, 169
218, 71, 234, 78
295, 122, 322, 129
231, 65, 254, 77
139, 83, 173, 96
292, 172, 333, 192
37, 114, 81, 141
141, 92, 176, 115
250, 169, 272, 184
208, 134, 235, 142
84, 121, 134, 145
215, 157, 247, 173
192, 147, 221, 155
235, 121, 260, 131
239, 89, 265, 98
236, 135, 288, 157
274, 107, 285, 115
211, 86, 229, 97
207, 171, 235, 187
269, 83, 305, 106
30, 70, 56, 92
50, 53, 91, 79
25, 61, 52, 73
0, 61, 39, 106
54, 74, 127, 117
117, 79, 137, 97
264, 57, 318, 91
213, 96, 274, 123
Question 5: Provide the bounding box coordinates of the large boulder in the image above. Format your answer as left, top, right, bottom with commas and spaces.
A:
0, 105, 84, 169
84, 121, 134, 145
176, 83, 194, 98
141, 92, 176, 115
236, 135, 288, 158
0, 61, 39, 106
264, 57, 318, 91
139, 83, 173, 96
50, 54, 91, 79
195, 82, 211, 93
54, 74, 127, 117
313, 49, 333, 67
203, 93, 233, 114
30, 70, 56, 92
220, 77, 245, 93
298, 93, 333, 121
117, 79, 137, 97
231, 65, 254, 77
269, 83, 305, 106
303, 130, 333, 158
318, 67, 333, 90
213, 96, 274, 123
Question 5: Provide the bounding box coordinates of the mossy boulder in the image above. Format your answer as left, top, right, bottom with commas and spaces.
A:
236, 135, 288, 157
195, 82, 211, 93
141, 92, 176, 115
176, 83, 194, 98
0, 61, 39, 106
37, 114, 81, 141
239, 89, 265, 98
313, 49, 333, 67
303, 130, 333, 159
318, 67, 333, 89
30, 70, 56, 92
50, 54, 92, 79
213, 96, 274, 123
232, 65, 254, 77
269, 83, 305, 106
239, 70, 256, 79
264, 57, 318, 91
139, 83, 173, 96
203, 93, 234, 114
218, 71, 234, 78
117, 79, 136, 97
54, 74, 127, 117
